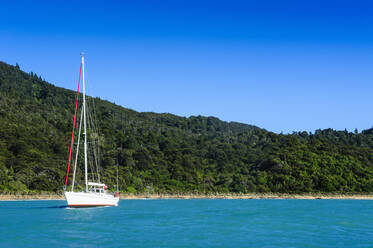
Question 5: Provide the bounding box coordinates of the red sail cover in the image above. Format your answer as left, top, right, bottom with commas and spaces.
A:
65, 63, 82, 186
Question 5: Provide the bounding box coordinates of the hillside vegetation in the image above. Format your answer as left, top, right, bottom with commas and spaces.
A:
0, 62, 372, 194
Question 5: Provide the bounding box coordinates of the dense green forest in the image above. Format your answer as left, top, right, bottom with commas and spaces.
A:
0, 61, 372, 194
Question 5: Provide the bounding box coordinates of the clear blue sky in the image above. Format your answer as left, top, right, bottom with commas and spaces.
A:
1, 0, 372, 133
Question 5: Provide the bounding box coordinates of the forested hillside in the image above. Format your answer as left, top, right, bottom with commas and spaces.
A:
0, 61, 372, 194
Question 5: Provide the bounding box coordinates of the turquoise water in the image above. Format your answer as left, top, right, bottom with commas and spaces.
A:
0, 199, 372, 247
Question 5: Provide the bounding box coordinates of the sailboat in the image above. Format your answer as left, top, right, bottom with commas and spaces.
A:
63, 53, 119, 207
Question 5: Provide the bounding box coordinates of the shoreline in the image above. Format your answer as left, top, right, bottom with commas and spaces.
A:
1, 193, 373, 201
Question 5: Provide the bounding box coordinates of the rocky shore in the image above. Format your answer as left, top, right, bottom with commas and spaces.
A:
1, 192, 373, 201
0, 194, 64, 201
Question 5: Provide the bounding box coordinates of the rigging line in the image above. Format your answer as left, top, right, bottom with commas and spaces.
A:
85, 106, 95, 183
72, 104, 83, 185
65, 62, 82, 186
116, 161, 119, 192
86, 101, 98, 182
85, 61, 102, 184
91, 136, 101, 182
72, 107, 83, 191
88, 137, 97, 182
75, 149, 84, 186
87, 96, 101, 182
89, 155, 96, 182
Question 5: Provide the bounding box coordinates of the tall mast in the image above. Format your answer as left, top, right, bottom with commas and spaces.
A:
82, 52, 88, 192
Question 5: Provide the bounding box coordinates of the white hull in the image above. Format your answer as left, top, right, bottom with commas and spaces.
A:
64, 191, 119, 207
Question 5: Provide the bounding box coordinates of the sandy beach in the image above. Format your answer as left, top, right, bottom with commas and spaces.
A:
1, 193, 373, 201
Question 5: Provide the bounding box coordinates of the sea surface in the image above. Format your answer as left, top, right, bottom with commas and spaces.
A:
0, 199, 372, 247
